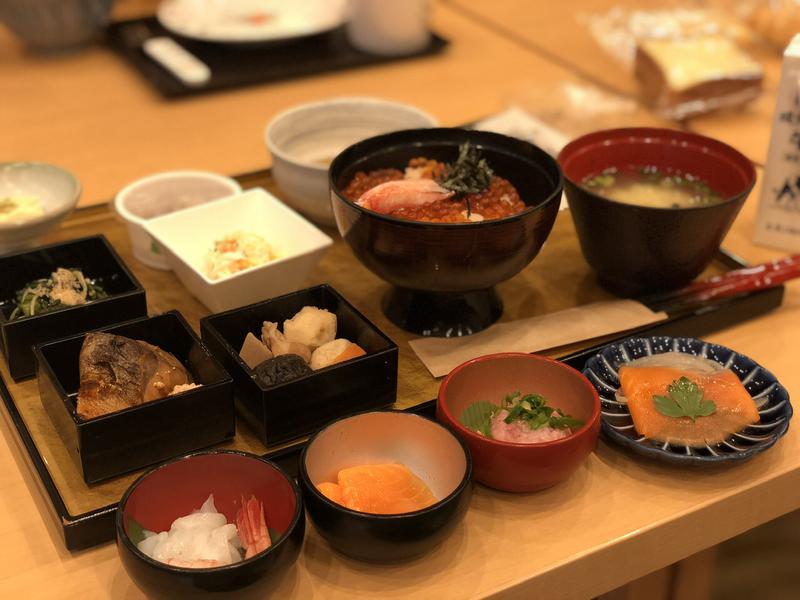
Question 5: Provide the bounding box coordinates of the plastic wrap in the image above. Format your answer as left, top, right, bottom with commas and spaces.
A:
581, 5, 763, 119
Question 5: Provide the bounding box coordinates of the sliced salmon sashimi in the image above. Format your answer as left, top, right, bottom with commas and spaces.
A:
317, 463, 437, 515
618, 366, 760, 447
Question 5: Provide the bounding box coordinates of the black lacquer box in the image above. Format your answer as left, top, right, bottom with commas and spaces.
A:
34, 311, 234, 484
200, 284, 398, 446
0, 235, 147, 381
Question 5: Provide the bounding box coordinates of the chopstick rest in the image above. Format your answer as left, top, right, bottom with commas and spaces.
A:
143, 37, 211, 87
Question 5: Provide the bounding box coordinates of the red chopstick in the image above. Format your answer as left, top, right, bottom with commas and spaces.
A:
646, 254, 800, 311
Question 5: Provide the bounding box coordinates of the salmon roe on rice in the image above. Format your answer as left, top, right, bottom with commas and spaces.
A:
341, 168, 403, 200
341, 158, 526, 223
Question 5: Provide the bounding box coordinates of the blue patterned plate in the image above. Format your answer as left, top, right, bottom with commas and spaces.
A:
582, 336, 792, 465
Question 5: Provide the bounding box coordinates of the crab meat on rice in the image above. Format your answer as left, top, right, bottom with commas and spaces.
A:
356, 178, 454, 215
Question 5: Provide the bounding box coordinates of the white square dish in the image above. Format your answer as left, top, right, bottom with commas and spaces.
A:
145, 188, 333, 312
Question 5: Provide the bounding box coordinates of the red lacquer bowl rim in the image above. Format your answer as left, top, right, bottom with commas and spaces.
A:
116, 449, 303, 574
438, 352, 601, 449
557, 127, 756, 213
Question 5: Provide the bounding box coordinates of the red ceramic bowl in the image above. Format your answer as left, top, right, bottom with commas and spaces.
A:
437, 353, 600, 492
116, 450, 304, 599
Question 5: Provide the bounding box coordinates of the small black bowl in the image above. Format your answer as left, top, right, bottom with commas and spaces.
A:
116, 450, 305, 599
559, 127, 756, 296
200, 284, 398, 446
329, 127, 562, 337
34, 310, 234, 483
0, 234, 147, 380
299, 410, 472, 562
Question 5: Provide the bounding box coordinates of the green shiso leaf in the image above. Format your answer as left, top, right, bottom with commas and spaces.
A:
127, 516, 148, 547
459, 401, 499, 437
268, 527, 282, 544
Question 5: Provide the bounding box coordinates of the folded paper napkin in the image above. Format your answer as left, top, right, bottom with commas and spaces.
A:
409, 299, 667, 378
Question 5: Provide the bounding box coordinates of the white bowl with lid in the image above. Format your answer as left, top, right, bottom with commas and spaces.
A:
265, 97, 437, 226
114, 170, 241, 270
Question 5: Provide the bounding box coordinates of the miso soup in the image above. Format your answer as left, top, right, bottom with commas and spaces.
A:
582, 167, 723, 208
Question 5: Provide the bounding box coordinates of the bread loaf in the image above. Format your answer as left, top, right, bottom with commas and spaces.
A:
634, 35, 763, 118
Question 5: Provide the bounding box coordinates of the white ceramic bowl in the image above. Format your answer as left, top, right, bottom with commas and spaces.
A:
265, 97, 437, 226
114, 170, 241, 270
0, 162, 81, 254
144, 188, 333, 313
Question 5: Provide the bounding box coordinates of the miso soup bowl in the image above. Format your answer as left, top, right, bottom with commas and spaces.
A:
437, 353, 601, 493
559, 128, 756, 296
116, 450, 304, 599
299, 411, 472, 562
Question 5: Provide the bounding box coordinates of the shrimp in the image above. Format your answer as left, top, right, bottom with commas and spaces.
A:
356, 178, 454, 214
236, 495, 271, 560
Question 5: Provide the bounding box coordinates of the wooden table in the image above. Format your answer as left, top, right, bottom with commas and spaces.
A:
1, 1, 799, 599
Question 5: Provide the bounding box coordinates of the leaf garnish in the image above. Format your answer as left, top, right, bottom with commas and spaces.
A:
503, 392, 583, 430
127, 516, 148, 546
653, 377, 716, 421
459, 391, 584, 437
459, 401, 499, 437
268, 526, 282, 544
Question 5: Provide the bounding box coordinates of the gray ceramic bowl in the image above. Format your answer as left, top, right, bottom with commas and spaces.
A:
265, 97, 437, 226
0, 0, 113, 50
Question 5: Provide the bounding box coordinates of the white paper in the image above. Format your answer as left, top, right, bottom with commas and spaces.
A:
474, 106, 570, 210
409, 300, 667, 378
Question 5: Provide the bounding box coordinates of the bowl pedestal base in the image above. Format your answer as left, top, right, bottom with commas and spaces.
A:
382, 286, 502, 337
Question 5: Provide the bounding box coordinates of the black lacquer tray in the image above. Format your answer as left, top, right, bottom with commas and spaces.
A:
106, 17, 448, 99
0, 244, 784, 550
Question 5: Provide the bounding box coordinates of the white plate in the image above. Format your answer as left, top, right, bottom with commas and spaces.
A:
157, 0, 347, 44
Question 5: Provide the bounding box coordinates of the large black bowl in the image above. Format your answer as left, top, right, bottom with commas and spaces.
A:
330, 128, 562, 336
559, 127, 756, 296
116, 451, 304, 599
299, 411, 472, 562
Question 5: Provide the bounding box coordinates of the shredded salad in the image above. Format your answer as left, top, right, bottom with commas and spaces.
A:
204, 231, 277, 280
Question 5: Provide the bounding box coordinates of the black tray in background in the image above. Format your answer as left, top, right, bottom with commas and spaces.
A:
106, 17, 449, 99
0, 250, 786, 551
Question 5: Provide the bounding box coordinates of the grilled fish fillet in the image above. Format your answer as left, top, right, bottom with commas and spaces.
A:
76, 332, 192, 420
